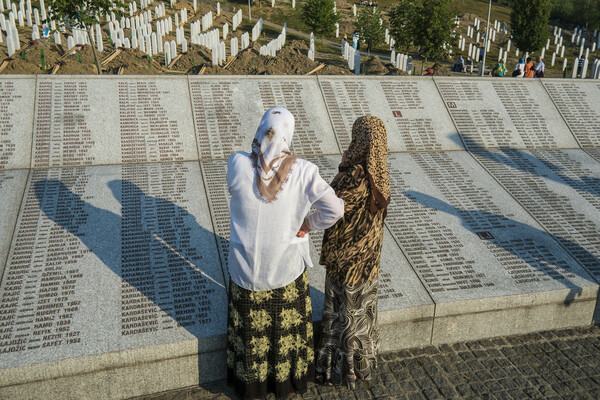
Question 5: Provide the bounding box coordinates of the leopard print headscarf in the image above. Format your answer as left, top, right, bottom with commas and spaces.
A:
339, 115, 390, 211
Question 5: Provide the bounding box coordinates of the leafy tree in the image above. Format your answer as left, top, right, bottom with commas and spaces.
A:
355, 7, 385, 57
411, 0, 454, 62
49, 0, 125, 75
389, 0, 417, 53
302, 0, 340, 38
510, 0, 551, 53
573, 0, 600, 30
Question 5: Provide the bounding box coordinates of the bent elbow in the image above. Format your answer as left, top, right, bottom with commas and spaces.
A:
333, 199, 345, 221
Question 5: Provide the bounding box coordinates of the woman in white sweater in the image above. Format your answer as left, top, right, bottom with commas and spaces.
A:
226, 107, 344, 399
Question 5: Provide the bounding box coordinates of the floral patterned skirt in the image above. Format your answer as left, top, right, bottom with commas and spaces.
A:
226, 269, 314, 400
315, 275, 379, 389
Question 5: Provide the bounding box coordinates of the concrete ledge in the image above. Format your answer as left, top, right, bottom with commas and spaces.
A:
0, 338, 226, 400
431, 288, 598, 344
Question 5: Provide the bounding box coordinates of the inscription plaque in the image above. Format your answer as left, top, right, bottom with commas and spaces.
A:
0, 163, 226, 366
318, 77, 461, 152
200, 155, 433, 321
385, 151, 596, 305
435, 78, 577, 150
189, 76, 339, 160
0, 170, 28, 278
33, 77, 197, 168
471, 148, 600, 280
0, 77, 35, 169
542, 80, 600, 148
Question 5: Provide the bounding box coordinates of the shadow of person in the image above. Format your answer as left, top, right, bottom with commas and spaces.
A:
404, 190, 600, 307
449, 132, 600, 199
34, 178, 228, 342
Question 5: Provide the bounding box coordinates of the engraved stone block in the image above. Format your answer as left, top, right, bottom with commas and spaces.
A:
189, 76, 340, 160
0, 170, 28, 278
542, 80, 600, 148
386, 151, 598, 341
33, 76, 198, 167
318, 76, 461, 152
0, 77, 35, 169
0, 163, 226, 371
435, 77, 577, 150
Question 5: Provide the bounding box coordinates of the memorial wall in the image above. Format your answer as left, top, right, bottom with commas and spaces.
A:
1, 75, 599, 399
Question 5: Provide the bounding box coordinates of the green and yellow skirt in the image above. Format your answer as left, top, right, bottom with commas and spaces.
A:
227, 269, 314, 400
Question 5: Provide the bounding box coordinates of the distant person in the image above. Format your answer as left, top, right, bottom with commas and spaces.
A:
352, 32, 359, 50
316, 116, 390, 389
513, 57, 525, 77
492, 60, 505, 77
524, 57, 535, 78
42, 22, 50, 38
226, 107, 343, 400
534, 56, 545, 78
465, 57, 473, 73
454, 55, 465, 72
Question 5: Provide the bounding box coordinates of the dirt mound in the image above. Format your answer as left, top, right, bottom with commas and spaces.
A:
218, 40, 350, 75
103, 48, 166, 74
1, 57, 43, 74
365, 56, 388, 75
431, 62, 451, 76
169, 44, 213, 73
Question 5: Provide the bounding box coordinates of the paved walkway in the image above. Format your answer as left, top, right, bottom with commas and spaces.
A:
131, 325, 600, 400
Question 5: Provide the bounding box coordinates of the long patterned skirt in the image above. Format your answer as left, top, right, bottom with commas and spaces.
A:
315, 275, 379, 389
226, 269, 314, 400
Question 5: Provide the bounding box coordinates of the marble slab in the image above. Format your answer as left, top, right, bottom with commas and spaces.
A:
470, 148, 600, 281
32, 76, 198, 168
385, 151, 597, 318
0, 77, 35, 170
317, 76, 462, 152
200, 155, 435, 332
434, 77, 578, 150
0, 162, 226, 369
303, 156, 435, 328
0, 169, 28, 278
542, 80, 600, 148
188, 76, 340, 160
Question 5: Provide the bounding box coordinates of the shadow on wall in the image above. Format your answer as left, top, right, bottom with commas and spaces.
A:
404, 190, 600, 309
34, 178, 228, 338
449, 132, 600, 199
34, 178, 327, 384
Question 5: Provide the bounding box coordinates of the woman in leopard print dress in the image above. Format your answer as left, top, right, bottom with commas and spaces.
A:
315, 115, 390, 389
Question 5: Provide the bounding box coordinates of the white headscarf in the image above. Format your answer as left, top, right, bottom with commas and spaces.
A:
251, 107, 297, 202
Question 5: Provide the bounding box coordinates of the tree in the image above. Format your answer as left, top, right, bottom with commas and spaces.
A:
389, 0, 417, 54
48, 0, 125, 75
302, 0, 340, 38
573, 0, 600, 30
510, 0, 551, 54
355, 7, 385, 57
411, 0, 455, 62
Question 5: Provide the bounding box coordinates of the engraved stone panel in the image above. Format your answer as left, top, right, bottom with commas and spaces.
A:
33, 77, 197, 168
200, 155, 433, 322
385, 151, 597, 307
0, 77, 35, 169
470, 148, 600, 280
303, 155, 433, 322
542, 80, 600, 148
0, 170, 28, 278
318, 76, 461, 152
435, 78, 577, 149
0, 163, 226, 366
189, 76, 339, 160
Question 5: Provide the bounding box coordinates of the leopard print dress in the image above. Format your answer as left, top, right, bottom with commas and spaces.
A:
316, 163, 386, 388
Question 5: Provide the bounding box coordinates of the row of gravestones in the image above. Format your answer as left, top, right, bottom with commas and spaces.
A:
0, 75, 600, 400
